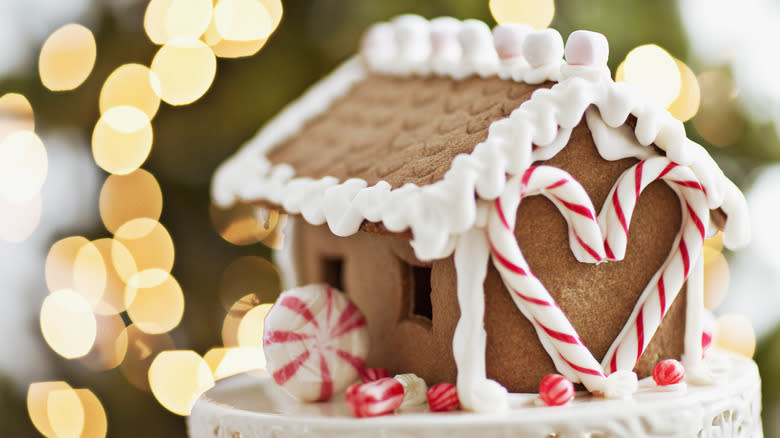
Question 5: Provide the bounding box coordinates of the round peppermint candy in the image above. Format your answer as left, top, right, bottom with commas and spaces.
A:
263, 284, 369, 402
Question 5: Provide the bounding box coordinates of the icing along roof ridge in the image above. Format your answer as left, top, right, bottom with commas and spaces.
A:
211, 15, 750, 261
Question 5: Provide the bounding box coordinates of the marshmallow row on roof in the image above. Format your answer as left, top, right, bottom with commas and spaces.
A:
360, 15, 610, 82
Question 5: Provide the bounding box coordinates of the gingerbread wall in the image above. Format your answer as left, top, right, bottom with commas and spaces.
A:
290, 119, 687, 392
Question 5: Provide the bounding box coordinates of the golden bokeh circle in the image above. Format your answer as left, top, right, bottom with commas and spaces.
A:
38, 23, 97, 91
45, 236, 90, 293
92, 106, 153, 175
73, 389, 108, 438
0, 93, 34, 140
40, 289, 97, 359
119, 325, 175, 391
237, 303, 273, 348
148, 350, 215, 415
80, 313, 129, 371
214, 0, 272, 41
47, 388, 85, 438
702, 246, 730, 311
113, 218, 175, 285
489, 0, 555, 29
715, 314, 756, 358
209, 204, 280, 246
91, 238, 138, 315
218, 256, 280, 310
222, 293, 261, 347
204, 347, 266, 380
144, 0, 175, 44
27, 381, 73, 438
125, 270, 185, 334
100, 64, 162, 120
73, 240, 108, 309
0, 130, 47, 203
667, 58, 701, 122
99, 169, 163, 234
0, 193, 41, 243
165, 0, 213, 40
151, 38, 217, 106
622, 44, 681, 109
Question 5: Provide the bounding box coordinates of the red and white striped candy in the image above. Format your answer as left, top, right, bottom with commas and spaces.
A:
345, 377, 404, 417
426, 383, 460, 412
361, 367, 390, 383
263, 284, 369, 402
652, 359, 685, 386
487, 165, 608, 392
539, 374, 574, 406
600, 157, 708, 374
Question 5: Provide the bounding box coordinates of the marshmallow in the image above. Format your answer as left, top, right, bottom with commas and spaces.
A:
523, 28, 564, 67
565, 30, 609, 66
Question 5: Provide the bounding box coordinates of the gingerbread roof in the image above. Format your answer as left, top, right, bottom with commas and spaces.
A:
212, 16, 750, 261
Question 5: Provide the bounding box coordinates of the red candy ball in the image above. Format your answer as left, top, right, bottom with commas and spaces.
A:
652, 359, 685, 386
361, 367, 390, 383
426, 383, 460, 412
538, 374, 574, 406
345, 378, 404, 418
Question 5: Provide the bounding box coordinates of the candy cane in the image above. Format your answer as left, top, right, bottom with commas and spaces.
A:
599, 157, 708, 373
487, 165, 607, 392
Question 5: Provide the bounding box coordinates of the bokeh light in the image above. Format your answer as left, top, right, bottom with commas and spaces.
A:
119, 325, 175, 391
0, 193, 41, 243
221, 293, 260, 347
40, 290, 98, 359
92, 106, 153, 175
702, 246, 730, 311
28, 381, 73, 438
214, 0, 272, 41
715, 313, 756, 358
99, 64, 162, 120
692, 71, 744, 147
113, 218, 175, 285
144, 0, 175, 44
0, 93, 34, 140
148, 350, 215, 416
209, 204, 280, 246
667, 58, 701, 122
46, 236, 90, 292
0, 130, 47, 203
237, 303, 272, 348
72, 240, 108, 308
165, 0, 213, 40
47, 388, 85, 438
218, 256, 280, 310
91, 238, 138, 315
125, 270, 185, 334
73, 389, 108, 438
204, 347, 266, 380
80, 314, 129, 371
620, 44, 681, 109
704, 231, 724, 251
99, 169, 163, 234
261, 214, 287, 249
38, 23, 96, 91
151, 38, 217, 105
489, 0, 554, 29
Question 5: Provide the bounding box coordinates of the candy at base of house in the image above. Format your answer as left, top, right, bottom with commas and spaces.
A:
361, 367, 390, 383
262, 284, 369, 402
426, 383, 460, 412
345, 377, 405, 418
653, 359, 685, 386
702, 310, 715, 353
394, 373, 428, 408
538, 374, 574, 406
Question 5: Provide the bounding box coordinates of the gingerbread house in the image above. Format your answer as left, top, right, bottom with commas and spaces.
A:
211, 16, 750, 411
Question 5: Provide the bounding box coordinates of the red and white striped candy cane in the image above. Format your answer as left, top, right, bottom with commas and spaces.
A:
599, 157, 708, 373
487, 165, 607, 392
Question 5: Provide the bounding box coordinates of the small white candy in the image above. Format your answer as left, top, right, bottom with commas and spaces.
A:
565, 30, 609, 66
361, 22, 395, 54
430, 17, 461, 55
393, 14, 430, 49
393, 373, 428, 408
603, 370, 638, 399
523, 28, 564, 67
458, 19, 494, 56
493, 23, 533, 60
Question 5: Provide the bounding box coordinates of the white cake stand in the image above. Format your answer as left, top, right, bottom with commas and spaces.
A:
188, 351, 763, 438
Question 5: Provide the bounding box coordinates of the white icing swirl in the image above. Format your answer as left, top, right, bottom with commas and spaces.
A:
393, 373, 428, 408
